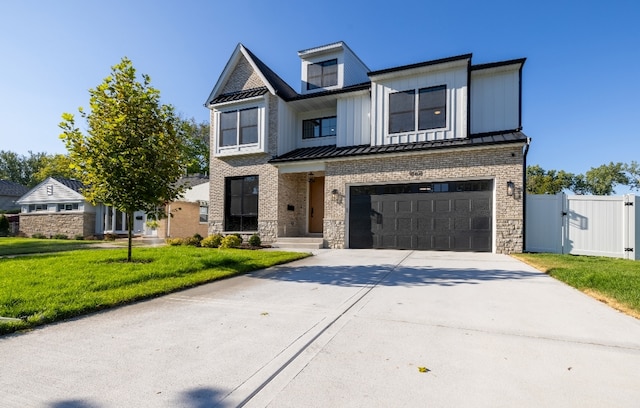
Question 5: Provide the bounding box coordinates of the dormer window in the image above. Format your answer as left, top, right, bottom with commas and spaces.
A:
307, 59, 338, 90
389, 85, 446, 134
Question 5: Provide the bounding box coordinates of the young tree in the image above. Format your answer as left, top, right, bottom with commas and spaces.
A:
60, 57, 188, 261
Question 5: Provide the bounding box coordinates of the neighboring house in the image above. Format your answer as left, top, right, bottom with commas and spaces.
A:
0, 180, 29, 212
204, 42, 530, 253
16, 177, 147, 238
155, 174, 210, 238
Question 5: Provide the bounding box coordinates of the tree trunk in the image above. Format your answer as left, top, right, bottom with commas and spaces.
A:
127, 210, 133, 262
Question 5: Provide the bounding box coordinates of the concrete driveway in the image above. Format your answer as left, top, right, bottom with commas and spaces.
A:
1, 250, 639, 407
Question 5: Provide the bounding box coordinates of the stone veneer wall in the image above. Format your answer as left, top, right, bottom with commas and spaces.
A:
322, 144, 525, 253
19, 212, 96, 238
209, 94, 280, 243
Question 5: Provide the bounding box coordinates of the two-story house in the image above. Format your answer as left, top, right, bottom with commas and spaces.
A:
205, 42, 529, 253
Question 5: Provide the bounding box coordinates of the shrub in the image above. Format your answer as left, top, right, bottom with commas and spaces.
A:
220, 234, 241, 249
183, 236, 201, 247
0, 215, 9, 237
166, 238, 184, 246
248, 234, 261, 247
103, 233, 117, 241
201, 234, 223, 248
74, 235, 85, 240
232, 233, 243, 243
32, 233, 47, 239
52, 234, 69, 240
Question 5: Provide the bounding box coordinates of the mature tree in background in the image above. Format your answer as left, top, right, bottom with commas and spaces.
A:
179, 117, 210, 175
60, 57, 188, 261
0, 150, 49, 187
33, 154, 79, 182
526, 165, 575, 195
583, 162, 629, 195
626, 161, 640, 191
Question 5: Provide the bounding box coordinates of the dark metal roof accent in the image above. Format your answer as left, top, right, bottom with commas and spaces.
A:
471, 58, 526, 71
0, 180, 29, 196
269, 131, 529, 164
212, 87, 269, 104
368, 53, 473, 77
243, 47, 298, 101
53, 177, 85, 193
288, 82, 371, 101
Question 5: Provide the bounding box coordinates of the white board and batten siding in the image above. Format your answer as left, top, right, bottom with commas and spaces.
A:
470, 67, 520, 134
370, 65, 468, 146
337, 93, 371, 147
526, 194, 639, 260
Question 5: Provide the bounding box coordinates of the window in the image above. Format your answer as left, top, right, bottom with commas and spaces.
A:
307, 59, 338, 90
388, 85, 446, 134
57, 203, 79, 211
28, 204, 47, 212
199, 201, 209, 223
303, 116, 337, 139
225, 176, 259, 231
219, 107, 259, 147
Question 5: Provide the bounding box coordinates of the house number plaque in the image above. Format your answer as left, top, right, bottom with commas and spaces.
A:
409, 171, 423, 177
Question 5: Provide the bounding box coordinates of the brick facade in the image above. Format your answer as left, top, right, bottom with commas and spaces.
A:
19, 212, 96, 238
156, 201, 209, 239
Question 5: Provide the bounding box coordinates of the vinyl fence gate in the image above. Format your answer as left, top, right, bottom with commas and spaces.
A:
525, 194, 639, 260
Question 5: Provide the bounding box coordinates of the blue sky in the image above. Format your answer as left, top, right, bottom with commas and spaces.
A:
1, 0, 638, 184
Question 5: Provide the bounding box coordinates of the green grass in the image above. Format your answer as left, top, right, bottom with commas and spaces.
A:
0, 246, 309, 334
0, 237, 99, 256
514, 253, 640, 318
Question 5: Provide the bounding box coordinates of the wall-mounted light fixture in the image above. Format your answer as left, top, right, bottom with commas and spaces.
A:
331, 188, 342, 203
506, 181, 515, 197
308, 172, 315, 183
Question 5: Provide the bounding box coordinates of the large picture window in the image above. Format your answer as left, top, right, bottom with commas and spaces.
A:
303, 116, 337, 139
225, 176, 259, 231
388, 85, 446, 134
307, 59, 338, 90
219, 107, 259, 147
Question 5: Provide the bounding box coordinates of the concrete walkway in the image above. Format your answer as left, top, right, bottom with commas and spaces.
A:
1, 250, 639, 407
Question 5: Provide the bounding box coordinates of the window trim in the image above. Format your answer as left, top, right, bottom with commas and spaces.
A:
302, 116, 337, 139
388, 85, 447, 134
214, 102, 266, 156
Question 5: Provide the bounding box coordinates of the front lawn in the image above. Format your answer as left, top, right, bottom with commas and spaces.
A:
0, 246, 309, 334
514, 253, 640, 318
0, 237, 99, 256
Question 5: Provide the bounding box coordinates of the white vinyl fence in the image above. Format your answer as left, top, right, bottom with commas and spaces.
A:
526, 194, 639, 260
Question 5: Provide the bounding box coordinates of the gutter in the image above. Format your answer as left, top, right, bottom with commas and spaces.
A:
522, 137, 532, 252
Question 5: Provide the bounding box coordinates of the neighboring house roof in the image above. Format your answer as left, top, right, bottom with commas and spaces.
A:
16, 176, 86, 205
0, 180, 29, 197
53, 177, 85, 193
269, 131, 528, 164
177, 174, 209, 189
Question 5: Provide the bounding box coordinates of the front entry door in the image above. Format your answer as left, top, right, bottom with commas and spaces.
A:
309, 176, 325, 233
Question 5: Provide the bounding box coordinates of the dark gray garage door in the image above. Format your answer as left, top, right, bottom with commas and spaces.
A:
349, 180, 493, 251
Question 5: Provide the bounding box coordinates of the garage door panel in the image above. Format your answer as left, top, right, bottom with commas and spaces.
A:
349, 180, 492, 252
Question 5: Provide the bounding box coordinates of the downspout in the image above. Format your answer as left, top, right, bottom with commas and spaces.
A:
167, 204, 171, 238
522, 137, 531, 252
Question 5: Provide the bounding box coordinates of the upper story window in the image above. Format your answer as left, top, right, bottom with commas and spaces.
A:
389, 85, 446, 134
303, 116, 337, 139
307, 59, 338, 90
220, 107, 259, 147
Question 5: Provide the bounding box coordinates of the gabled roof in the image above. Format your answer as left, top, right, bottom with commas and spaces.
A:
0, 180, 29, 197
269, 131, 529, 164
16, 176, 86, 205
177, 174, 209, 189
205, 44, 298, 106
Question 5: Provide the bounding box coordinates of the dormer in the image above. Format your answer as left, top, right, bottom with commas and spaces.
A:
298, 41, 369, 95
